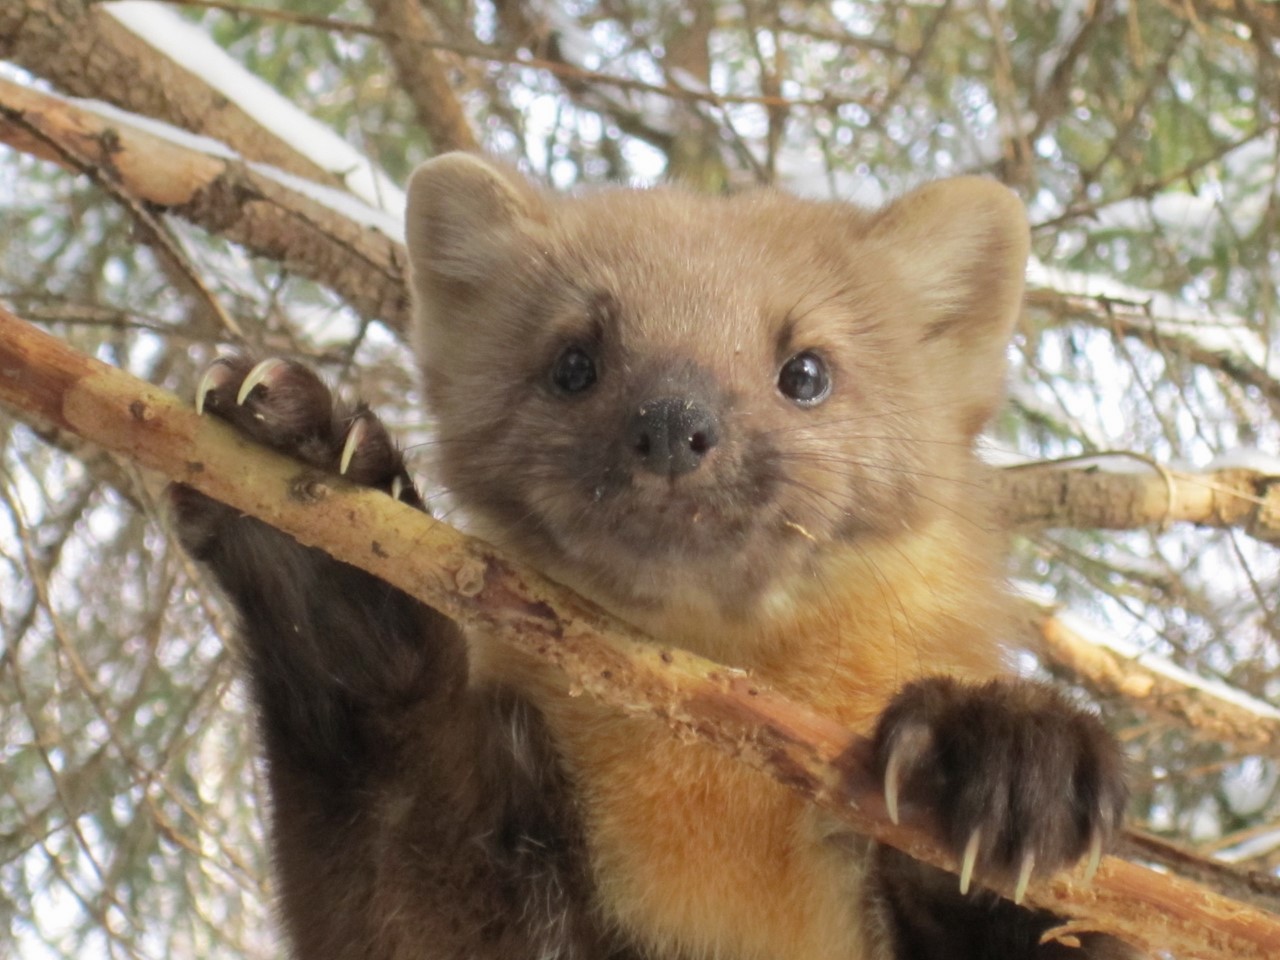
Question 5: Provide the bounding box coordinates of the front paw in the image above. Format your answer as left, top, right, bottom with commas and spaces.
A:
193, 355, 418, 495
873, 677, 1126, 903
171, 355, 422, 554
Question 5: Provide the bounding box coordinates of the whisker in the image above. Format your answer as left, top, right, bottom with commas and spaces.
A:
773, 451, 989, 492
771, 472, 989, 533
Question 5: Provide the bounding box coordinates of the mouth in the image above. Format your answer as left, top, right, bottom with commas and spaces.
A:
535, 483, 826, 625
558, 477, 771, 570
648, 494, 717, 524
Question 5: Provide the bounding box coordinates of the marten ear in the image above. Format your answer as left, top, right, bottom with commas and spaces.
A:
404, 153, 547, 334
868, 178, 1029, 437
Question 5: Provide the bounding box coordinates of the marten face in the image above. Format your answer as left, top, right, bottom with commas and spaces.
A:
406, 156, 1028, 621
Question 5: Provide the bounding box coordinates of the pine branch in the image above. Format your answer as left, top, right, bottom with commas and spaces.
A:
1019, 599, 1280, 757
4, 306, 1280, 959
1024, 285, 1280, 417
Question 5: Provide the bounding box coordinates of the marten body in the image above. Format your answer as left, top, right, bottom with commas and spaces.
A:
174, 155, 1131, 959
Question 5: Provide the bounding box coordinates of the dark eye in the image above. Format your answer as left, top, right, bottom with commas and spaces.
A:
777, 351, 831, 406
550, 345, 598, 395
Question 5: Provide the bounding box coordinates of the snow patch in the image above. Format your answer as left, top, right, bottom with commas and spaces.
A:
70, 95, 405, 240
1028, 257, 1274, 377
104, 1, 404, 213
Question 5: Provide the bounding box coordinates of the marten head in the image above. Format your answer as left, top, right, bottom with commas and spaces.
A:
405, 154, 1028, 625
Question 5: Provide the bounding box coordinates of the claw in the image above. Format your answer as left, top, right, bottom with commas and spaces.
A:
1083, 831, 1103, 886
1014, 851, 1035, 905
237, 358, 287, 405
883, 744, 905, 826
195, 361, 233, 415
959, 828, 980, 895
340, 417, 369, 475
391, 475, 404, 501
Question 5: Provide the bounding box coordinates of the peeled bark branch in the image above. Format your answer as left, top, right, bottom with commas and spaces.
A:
994, 460, 1280, 542
4, 308, 1280, 958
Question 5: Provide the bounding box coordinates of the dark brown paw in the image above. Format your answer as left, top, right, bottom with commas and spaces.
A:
172, 355, 422, 552
191, 355, 418, 497
873, 677, 1126, 902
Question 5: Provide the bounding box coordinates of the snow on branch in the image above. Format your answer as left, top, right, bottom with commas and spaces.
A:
106, 0, 406, 209
1026, 260, 1280, 414
0, 77, 409, 334
0, 0, 348, 192
3, 307, 1280, 960
1017, 592, 1280, 757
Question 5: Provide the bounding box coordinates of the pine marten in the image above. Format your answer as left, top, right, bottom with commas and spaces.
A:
172, 153, 1132, 960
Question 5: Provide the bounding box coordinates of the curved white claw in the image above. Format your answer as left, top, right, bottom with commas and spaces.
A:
883, 746, 905, 826
195, 363, 231, 415
390, 475, 404, 501
236, 358, 286, 405
959, 827, 981, 895
1083, 831, 1103, 886
340, 417, 369, 476
1013, 851, 1035, 905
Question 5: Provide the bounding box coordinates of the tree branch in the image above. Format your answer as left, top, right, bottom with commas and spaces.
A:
364, 0, 479, 153
1018, 598, 1280, 757
0, 0, 344, 188
994, 459, 1280, 543
1025, 285, 1280, 418
0, 78, 409, 335
3, 307, 1280, 958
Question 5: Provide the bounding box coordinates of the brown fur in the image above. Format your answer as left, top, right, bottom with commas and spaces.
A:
174, 156, 1131, 960
172, 357, 633, 959
403, 155, 1129, 959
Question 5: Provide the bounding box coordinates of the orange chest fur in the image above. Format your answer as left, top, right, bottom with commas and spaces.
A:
474, 529, 1009, 959
550, 700, 872, 960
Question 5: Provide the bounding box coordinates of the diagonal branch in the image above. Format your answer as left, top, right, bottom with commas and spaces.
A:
3, 306, 1280, 959
0, 0, 344, 188
0, 78, 409, 335
1019, 599, 1280, 757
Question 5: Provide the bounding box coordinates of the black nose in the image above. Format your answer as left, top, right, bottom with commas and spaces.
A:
628, 397, 720, 477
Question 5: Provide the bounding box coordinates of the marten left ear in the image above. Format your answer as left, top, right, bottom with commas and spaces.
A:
404, 152, 548, 335
868, 178, 1030, 437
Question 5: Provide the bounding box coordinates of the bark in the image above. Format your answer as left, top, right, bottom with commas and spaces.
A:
0, 78, 409, 335
4, 307, 1280, 959
1120, 830, 1280, 916
0, 0, 344, 188
994, 461, 1280, 542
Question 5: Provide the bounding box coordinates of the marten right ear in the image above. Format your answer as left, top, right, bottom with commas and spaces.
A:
866, 178, 1029, 439
404, 153, 547, 331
